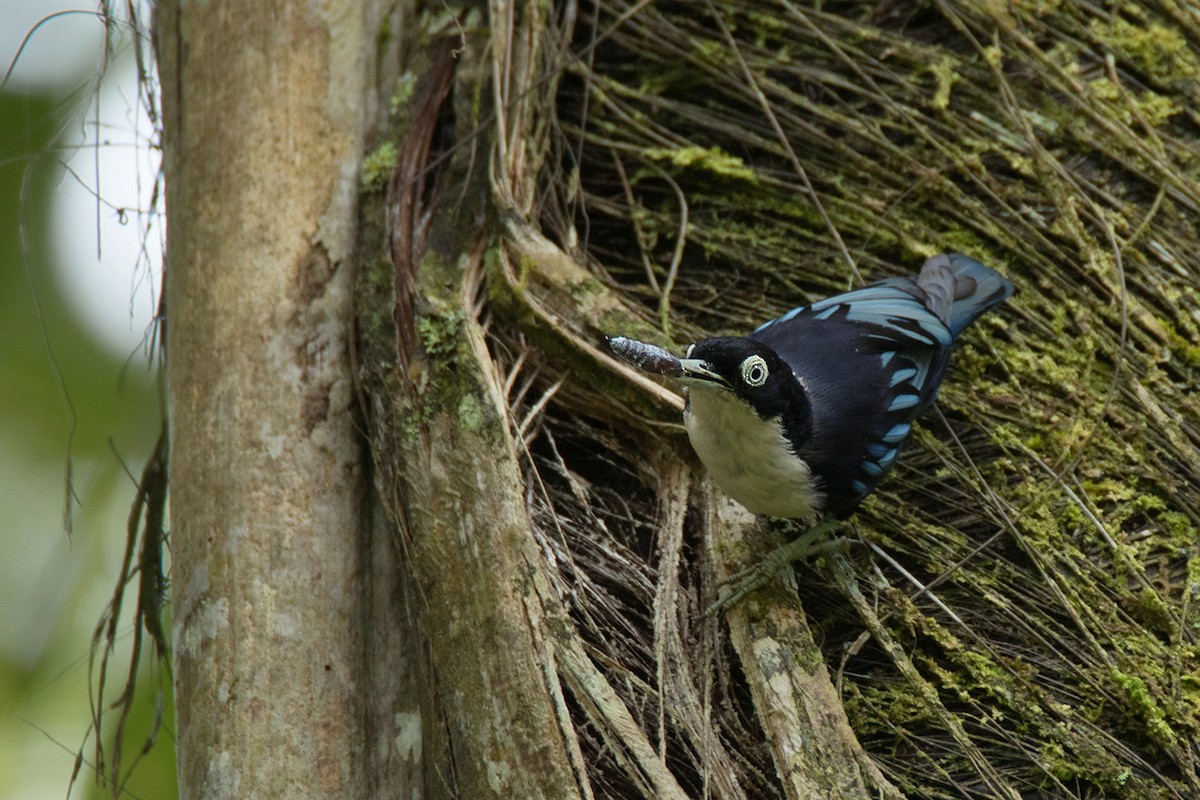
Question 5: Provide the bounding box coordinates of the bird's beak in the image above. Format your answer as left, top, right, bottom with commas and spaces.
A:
676, 358, 727, 387
606, 336, 728, 387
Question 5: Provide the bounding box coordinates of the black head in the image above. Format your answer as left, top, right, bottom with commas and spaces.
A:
680, 337, 806, 422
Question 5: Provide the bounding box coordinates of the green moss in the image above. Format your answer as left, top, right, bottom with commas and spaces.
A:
1157, 316, 1200, 368
1091, 16, 1200, 87
845, 681, 938, 733
398, 403, 432, 445
417, 310, 466, 357
692, 39, 729, 67
929, 55, 959, 111
390, 72, 418, 115
1130, 587, 1175, 635
566, 273, 605, 301
1037, 727, 1132, 789
641, 146, 758, 183
1086, 77, 1181, 127
1158, 511, 1195, 540
361, 142, 397, 191
406, 308, 504, 446
376, 14, 393, 48
457, 392, 484, 433
747, 10, 787, 40
1110, 667, 1178, 748
354, 255, 398, 362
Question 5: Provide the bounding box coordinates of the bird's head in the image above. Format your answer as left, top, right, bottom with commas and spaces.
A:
605, 333, 816, 518
676, 337, 800, 420
606, 334, 803, 421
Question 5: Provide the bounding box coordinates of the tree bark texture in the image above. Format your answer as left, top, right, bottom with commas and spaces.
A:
158, 1, 403, 797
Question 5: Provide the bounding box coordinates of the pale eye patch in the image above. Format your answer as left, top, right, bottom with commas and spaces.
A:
740, 355, 769, 387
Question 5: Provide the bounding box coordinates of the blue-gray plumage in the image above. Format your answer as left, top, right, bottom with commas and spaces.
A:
608, 253, 1013, 522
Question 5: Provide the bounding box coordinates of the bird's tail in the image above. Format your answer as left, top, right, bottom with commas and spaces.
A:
918, 253, 1015, 338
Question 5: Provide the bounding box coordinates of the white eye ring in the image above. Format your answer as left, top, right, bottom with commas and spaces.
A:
740, 355, 769, 387
685, 343, 696, 358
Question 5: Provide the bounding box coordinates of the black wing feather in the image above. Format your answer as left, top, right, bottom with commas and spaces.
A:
750, 254, 1012, 516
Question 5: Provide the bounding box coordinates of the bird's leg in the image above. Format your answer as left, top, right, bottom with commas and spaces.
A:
706, 516, 844, 617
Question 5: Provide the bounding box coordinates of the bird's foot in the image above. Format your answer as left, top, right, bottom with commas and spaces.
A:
705, 520, 845, 617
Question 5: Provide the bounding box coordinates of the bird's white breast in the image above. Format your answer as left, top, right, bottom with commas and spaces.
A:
683, 387, 822, 519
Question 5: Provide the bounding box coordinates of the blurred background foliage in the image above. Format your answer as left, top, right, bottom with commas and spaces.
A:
0, 22, 176, 800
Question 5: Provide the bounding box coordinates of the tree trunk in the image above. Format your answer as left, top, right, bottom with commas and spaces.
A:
158, 1, 404, 796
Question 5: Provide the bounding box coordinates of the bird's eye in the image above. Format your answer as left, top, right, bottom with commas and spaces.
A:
740, 355, 769, 387
685, 343, 696, 358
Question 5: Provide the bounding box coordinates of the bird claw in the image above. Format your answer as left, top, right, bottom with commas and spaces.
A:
705, 528, 847, 617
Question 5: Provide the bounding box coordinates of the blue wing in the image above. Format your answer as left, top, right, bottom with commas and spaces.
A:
756, 253, 1012, 343
757, 279, 952, 346
750, 254, 1012, 515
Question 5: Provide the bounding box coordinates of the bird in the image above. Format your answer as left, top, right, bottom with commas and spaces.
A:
607, 253, 1013, 611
